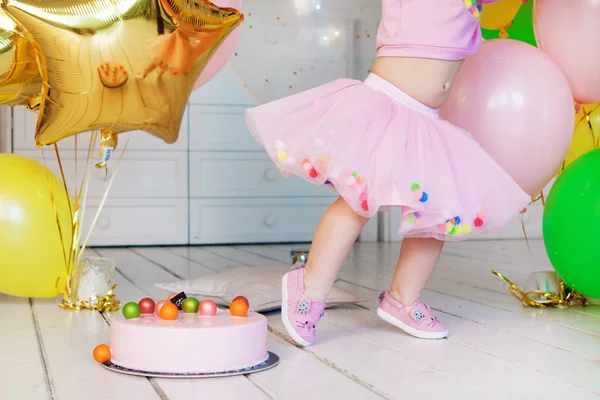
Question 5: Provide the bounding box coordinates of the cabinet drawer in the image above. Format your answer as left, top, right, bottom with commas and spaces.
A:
83, 198, 188, 246
189, 197, 334, 244
189, 152, 334, 198
188, 105, 261, 151
12, 107, 189, 151
17, 150, 188, 198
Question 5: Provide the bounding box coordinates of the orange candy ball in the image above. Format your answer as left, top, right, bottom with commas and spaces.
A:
229, 298, 249, 317
232, 295, 249, 307
93, 344, 111, 364
159, 302, 179, 320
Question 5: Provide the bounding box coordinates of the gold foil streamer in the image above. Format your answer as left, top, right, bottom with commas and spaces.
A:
59, 284, 120, 312
45, 132, 129, 311
491, 270, 587, 309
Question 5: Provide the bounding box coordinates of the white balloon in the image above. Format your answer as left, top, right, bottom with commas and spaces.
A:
230, 0, 381, 105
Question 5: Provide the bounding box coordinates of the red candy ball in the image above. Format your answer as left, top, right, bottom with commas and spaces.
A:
154, 300, 167, 317
199, 300, 217, 316
138, 298, 155, 314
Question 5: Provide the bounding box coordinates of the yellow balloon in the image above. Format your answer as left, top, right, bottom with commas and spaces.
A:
480, 0, 523, 30
0, 154, 73, 298
558, 103, 600, 175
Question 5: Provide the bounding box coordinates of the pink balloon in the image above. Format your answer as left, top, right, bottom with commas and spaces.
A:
440, 39, 574, 197
533, 0, 600, 103
192, 0, 242, 91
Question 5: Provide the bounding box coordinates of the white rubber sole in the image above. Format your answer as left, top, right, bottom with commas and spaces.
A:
281, 273, 313, 347
377, 307, 448, 340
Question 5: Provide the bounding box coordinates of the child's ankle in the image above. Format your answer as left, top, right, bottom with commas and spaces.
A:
302, 268, 328, 303
388, 288, 417, 308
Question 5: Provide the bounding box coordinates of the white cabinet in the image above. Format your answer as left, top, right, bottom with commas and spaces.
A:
9, 107, 190, 246
187, 66, 335, 244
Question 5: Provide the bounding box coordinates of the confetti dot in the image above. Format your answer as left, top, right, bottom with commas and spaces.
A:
476, 211, 486, 219
463, 224, 472, 234
309, 168, 319, 178
345, 176, 357, 186
413, 190, 423, 201
438, 224, 447, 234
454, 216, 461, 225
343, 168, 352, 177
361, 200, 369, 211
455, 226, 463, 235
356, 177, 365, 185
411, 183, 421, 191
359, 193, 368, 202
352, 171, 358, 178
406, 214, 416, 224
274, 140, 285, 150
474, 218, 484, 227
277, 151, 288, 162
419, 192, 428, 203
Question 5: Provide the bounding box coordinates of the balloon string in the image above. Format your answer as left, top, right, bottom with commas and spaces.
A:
77, 134, 130, 265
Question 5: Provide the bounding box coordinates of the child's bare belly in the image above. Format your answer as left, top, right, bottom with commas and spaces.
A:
371, 56, 464, 109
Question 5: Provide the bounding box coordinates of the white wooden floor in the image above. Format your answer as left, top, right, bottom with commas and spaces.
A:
2, 240, 599, 400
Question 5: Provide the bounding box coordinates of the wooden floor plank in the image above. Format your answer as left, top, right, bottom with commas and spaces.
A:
167, 246, 248, 271
266, 312, 493, 399
0, 295, 50, 400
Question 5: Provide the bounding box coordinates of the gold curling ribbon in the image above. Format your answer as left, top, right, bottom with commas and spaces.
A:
491, 270, 587, 309
43, 131, 129, 312
59, 284, 120, 312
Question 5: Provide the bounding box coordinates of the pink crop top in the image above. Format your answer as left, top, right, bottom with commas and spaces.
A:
376, 0, 498, 61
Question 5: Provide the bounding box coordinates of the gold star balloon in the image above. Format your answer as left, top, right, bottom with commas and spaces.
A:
2, 0, 243, 145
0, 10, 41, 109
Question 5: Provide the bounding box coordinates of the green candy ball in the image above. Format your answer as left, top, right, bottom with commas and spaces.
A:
122, 302, 141, 319
182, 297, 200, 313
543, 148, 600, 298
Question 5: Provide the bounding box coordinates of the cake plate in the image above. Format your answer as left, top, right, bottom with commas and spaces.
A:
101, 351, 280, 378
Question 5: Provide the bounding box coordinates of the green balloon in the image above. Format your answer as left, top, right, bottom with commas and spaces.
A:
543, 148, 600, 298
481, 2, 537, 47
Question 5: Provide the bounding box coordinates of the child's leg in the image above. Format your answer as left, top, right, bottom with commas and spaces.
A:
281, 196, 368, 346
389, 238, 443, 306
377, 237, 448, 339
304, 197, 370, 301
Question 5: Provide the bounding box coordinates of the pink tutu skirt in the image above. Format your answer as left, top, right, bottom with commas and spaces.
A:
245, 73, 531, 241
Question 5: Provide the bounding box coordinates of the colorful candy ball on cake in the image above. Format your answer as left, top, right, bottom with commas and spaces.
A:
159, 302, 179, 320
138, 298, 155, 314
93, 344, 111, 364
182, 297, 200, 313
232, 295, 249, 307
199, 300, 217, 316
122, 302, 141, 319
154, 300, 167, 317
230, 297, 249, 317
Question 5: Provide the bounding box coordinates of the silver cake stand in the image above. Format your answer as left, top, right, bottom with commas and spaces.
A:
101, 351, 280, 378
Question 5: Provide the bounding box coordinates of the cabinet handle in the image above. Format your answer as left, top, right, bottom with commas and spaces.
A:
263, 215, 277, 227
97, 216, 111, 229
263, 167, 278, 182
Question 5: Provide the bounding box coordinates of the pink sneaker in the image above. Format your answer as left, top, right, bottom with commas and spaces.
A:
377, 291, 448, 339
281, 263, 326, 347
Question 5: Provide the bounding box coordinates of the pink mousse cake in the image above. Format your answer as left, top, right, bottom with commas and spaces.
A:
108, 310, 268, 374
